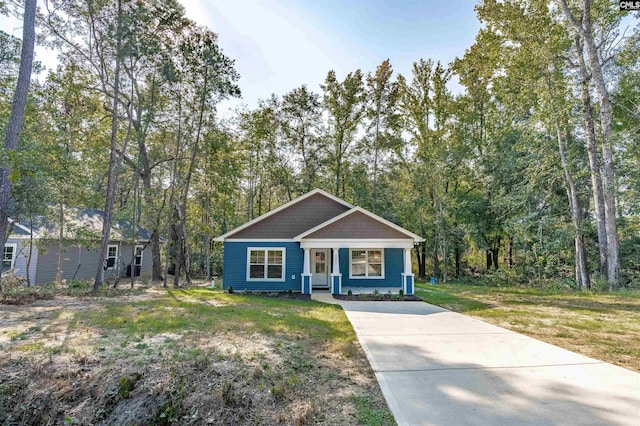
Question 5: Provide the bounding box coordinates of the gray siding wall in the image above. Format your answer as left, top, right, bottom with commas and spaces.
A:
5, 238, 39, 284
230, 193, 351, 239
35, 241, 153, 285
305, 210, 411, 239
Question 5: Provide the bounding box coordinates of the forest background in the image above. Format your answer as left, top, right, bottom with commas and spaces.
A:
1, 0, 638, 291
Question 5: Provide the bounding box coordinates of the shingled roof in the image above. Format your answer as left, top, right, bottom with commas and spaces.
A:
9, 207, 153, 241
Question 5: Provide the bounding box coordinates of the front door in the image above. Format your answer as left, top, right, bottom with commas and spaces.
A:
311, 249, 329, 288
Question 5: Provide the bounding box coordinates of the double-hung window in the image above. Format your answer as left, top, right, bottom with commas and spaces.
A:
247, 248, 285, 281
350, 249, 384, 278
2, 244, 17, 271
105, 244, 118, 270
134, 245, 144, 268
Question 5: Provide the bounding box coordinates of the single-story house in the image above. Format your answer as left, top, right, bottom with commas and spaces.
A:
214, 189, 424, 295
4, 207, 155, 285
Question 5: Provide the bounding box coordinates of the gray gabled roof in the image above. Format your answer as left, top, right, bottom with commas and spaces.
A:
294, 207, 424, 242
215, 189, 424, 243
9, 207, 154, 241
214, 189, 353, 241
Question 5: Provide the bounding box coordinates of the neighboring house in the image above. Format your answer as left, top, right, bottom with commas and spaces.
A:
214, 189, 424, 295
4, 207, 155, 285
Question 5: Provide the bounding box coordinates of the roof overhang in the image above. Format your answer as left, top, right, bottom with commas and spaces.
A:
300, 239, 416, 249
7, 218, 41, 239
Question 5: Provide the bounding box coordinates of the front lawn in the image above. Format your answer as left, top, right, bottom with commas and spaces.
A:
0, 286, 395, 425
416, 282, 640, 372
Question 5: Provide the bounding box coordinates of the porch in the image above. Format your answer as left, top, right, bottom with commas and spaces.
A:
300, 245, 415, 296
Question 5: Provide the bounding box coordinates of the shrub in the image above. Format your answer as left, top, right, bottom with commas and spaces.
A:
270, 383, 286, 401
347, 289, 353, 296
227, 286, 234, 294
118, 372, 142, 398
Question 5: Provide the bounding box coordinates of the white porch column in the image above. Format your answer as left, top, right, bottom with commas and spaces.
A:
404, 248, 412, 274
303, 248, 311, 275
331, 247, 342, 295
302, 248, 312, 294
402, 247, 415, 295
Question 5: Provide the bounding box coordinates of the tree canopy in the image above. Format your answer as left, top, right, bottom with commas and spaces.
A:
1, 0, 639, 290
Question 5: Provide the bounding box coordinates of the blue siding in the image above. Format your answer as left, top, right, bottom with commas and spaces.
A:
405, 275, 414, 295
339, 248, 404, 287
331, 274, 341, 295
223, 242, 303, 291
302, 275, 311, 294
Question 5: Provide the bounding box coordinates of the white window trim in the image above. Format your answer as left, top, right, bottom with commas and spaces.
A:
134, 245, 144, 267
3, 243, 17, 269
349, 248, 385, 279
246, 247, 286, 282
106, 244, 119, 270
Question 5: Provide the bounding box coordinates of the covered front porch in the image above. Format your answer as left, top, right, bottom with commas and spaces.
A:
292, 206, 423, 296
299, 244, 415, 296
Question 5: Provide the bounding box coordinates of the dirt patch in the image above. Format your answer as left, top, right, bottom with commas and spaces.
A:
0, 286, 393, 425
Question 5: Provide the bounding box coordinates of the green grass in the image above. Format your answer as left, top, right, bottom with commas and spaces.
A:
415, 281, 640, 372
351, 395, 396, 426
71, 288, 353, 344
416, 286, 491, 312
1, 286, 393, 425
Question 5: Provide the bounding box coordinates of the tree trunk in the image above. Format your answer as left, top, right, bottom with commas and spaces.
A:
136, 80, 164, 282
0, 0, 37, 290
544, 72, 590, 289
486, 249, 492, 271
575, 35, 607, 275
560, 0, 619, 287
508, 236, 513, 269
56, 203, 64, 284
164, 81, 184, 288
173, 203, 182, 288
432, 227, 440, 278
335, 149, 342, 197
418, 241, 426, 277
371, 117, 380, 214
94, 0, 123, 290
140, 171, 163, 281
556, 120, 590, 289
204, 234, 211, 280
26, 213, 33, 286
178, 66, 210, 286
438, 197, 448, 283
129, 172, 139, 289
492, 239, 500, 270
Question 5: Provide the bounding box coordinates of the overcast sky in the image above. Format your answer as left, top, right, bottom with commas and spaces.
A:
183, 0, 480, 112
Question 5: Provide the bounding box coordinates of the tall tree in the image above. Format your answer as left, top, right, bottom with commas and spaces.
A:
172, 25, 239, 286
93, 0, 125, 289
280, 85, 324, 193
559, 0, 621, 286
364, 59, 401, 214
574, 34, 607, 276
322, 69, 365, 198
0, 0, 37, 289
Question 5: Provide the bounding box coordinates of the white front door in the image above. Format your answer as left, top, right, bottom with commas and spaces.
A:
311, 249, 329, 288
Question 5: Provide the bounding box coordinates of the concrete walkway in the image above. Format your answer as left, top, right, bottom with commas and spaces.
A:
312, 295, 640, 425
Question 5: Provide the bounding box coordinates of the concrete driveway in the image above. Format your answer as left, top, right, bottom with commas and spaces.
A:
336, 299, 640, 426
